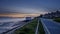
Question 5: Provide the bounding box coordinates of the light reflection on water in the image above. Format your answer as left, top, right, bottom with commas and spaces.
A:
0, 18, 25, 22
0, 18, 25, 33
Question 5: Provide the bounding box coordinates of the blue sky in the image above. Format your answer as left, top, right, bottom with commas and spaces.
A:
0, 0, 60, 14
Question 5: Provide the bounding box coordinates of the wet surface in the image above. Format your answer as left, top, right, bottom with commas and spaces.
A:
0, 18, 26, 34
41, 18, 60, 34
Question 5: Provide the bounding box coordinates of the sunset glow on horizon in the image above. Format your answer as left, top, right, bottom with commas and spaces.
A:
0, 0, 60, 17
0, 13, 40, 17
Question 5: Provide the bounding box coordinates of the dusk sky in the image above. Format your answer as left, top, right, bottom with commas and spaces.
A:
0, 0, 60, 17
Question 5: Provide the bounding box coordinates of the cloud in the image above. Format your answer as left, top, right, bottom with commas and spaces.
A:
13, 7, 48, 14
0, 7, 48, 14
0, 8, 18, 13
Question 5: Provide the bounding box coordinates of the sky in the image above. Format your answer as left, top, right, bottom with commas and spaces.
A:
0, 0, 60, 17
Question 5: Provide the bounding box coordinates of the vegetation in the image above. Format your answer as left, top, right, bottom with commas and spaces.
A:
13, 18, 38, 34
54, 18, 60, 23
38, 20, 45, 34
13, 18, 45, 34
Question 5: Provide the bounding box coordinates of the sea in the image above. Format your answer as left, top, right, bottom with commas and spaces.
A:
0, 17, 25, 22
0, 17, 26, 34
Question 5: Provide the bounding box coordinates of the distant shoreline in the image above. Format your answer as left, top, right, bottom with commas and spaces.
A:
0, 16, 25, 18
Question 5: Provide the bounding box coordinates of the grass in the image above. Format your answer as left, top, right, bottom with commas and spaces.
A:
38, 20, 45, 34
13, 18, 38, 34
13, 18, 45, 34
54, 18, 60, 23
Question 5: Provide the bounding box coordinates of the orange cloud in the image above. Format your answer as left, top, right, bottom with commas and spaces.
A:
0, 13, 40, 17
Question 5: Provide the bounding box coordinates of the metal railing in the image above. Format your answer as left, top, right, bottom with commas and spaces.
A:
40, 18, 50, 34
35, 20, 39, 34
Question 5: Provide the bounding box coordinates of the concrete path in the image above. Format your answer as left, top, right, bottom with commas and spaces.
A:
41, 18, 60, 34
35, 20, 39, 34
